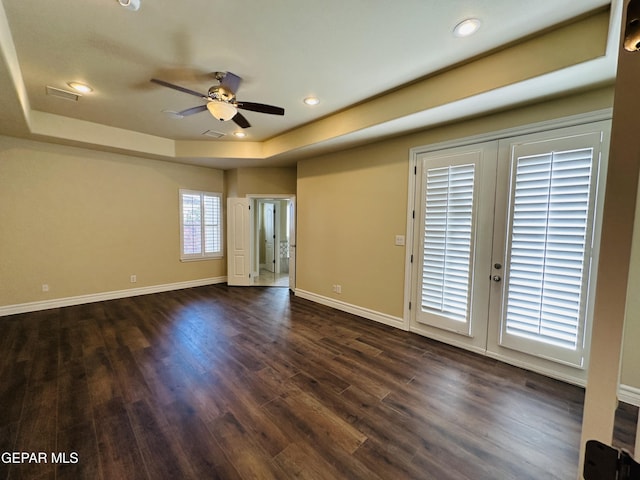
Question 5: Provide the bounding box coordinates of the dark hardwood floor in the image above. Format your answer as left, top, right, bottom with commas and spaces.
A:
0, 285, 636, 480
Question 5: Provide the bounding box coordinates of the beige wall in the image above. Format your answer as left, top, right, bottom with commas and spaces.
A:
0, 136, 225, 307
297, 144, 408, 316
226, 167, 297, 197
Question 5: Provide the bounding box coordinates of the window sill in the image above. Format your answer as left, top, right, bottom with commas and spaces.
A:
180, 256, 223, 263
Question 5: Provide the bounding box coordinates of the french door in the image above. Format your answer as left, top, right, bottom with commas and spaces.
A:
410, 121, 610, 382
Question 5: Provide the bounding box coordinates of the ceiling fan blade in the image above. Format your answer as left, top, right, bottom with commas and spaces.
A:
236, 101, 285, 116
220, 71, 242, 95
150, 78, 206, 98
177, 105, 208, 117
232, 112, 251, 129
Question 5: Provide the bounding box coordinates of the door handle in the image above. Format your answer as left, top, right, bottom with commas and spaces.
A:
492, 275, 501, 282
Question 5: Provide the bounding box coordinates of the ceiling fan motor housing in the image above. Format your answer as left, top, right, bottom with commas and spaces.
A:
208, 86, 235, 103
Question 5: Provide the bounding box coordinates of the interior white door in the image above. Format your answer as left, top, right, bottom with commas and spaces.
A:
410, 142, 497, 353
264, 202, 276, 272
227, 197, 253, 286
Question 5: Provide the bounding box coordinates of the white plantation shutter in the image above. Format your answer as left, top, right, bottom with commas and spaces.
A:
504, 147, 595, 352
422, 164, 475, 323
182, 193, 202, 255
203, 194, 221, 254
180, 190, 223, 260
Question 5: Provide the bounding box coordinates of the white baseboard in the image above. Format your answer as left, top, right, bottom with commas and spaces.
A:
485, 350, 586, 387
294, 289, 407, 330
619, 384, 640, 407
0, 276, 227, 317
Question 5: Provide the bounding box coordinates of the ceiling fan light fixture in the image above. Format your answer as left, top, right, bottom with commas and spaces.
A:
118, 0, 141, 11
207, 101, 238, 121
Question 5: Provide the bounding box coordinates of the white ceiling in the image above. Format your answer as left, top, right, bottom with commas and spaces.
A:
0, 0, 620, 168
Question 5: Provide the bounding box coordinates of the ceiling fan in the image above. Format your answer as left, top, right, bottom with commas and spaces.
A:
150, 71, 285, 129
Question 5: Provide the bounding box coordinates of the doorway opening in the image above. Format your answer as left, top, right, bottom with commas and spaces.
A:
251, 197, 294, 288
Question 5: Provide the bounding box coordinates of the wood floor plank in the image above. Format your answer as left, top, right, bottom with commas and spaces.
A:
353, 438, 429, 480
56, 359, 92, 431
58, 323, 86, 368
12, 316, 40, 364
0, 422, 19, 480
126, 399, 193, 480
0, 284, 636, 479
210, 412, 286, 480
273, 442, 349, 480
10, 381, 57, 479
210, 368, 291, 458
84, 347, 122, 407
93, 398, 148, 480
0, 361, 29, 427
262, 394, 384, 480
349, 394, 422, 459
56, 421, 101, 480
162, 399, 244, 480
107, 346, 152, 405
270, 389, 368, 455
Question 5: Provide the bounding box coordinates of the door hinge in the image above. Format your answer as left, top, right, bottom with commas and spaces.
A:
414, 165, 417, 175
409, 301, 412, 310
412, 210, 415, 219
410, 254, 413, 263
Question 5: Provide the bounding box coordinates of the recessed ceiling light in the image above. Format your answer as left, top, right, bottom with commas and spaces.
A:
233, 131, 247, 138
453, 18, 481, 37
303, 96, 320, 106
67, 82, 93, 93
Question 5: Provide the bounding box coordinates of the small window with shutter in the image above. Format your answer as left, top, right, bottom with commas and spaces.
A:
179, 189, 222, 260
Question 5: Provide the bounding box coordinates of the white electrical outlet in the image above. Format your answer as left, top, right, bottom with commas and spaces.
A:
395, 235, 405, 246
130, 274, 137, 283
332, 284, 337, 292
336, 285, 342, 294
42, 284, 49, 292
